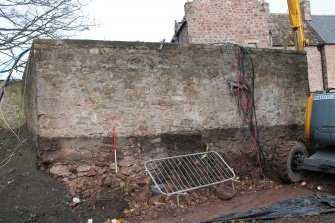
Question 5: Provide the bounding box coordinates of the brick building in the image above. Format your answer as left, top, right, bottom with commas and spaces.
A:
172, 0, 335, 92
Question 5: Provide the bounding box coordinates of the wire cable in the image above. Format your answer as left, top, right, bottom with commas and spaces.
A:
0, 106, 20, 141
0, 48, 30, 102
0, 138, 28, 169
224, 42, 265, 174
0, 48, 31, 168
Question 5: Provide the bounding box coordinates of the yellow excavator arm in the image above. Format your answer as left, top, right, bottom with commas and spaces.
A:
287, 0, 307, 51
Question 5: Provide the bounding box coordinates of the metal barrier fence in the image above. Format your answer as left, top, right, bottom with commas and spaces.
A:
145, 151, 236, 196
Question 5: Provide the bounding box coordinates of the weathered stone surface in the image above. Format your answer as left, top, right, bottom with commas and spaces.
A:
326, 45, 335, 89
95, 177, 103, 186
76, 165, 91, 172
69, 173, 77, 179
87, 169, 98, 176
26, 40, 308, 140
62, 148, 82, 161
119, 168, 130, 176
134, 178, 147, 187
96, 166, 107, 174
0, 81, 25, 129
214, 184, 237, 200
119, 156, 136, 167
50, 165, 71, 176
99, 152, 111, 161
39, 151, 62, 163
80, 149, 92, 159
103, 176, 119, 187
118, 162, 132, 168
149, 194, 165, 206
179, 0, 269, 48
77, 172, 87, 177
150, 137, 161, 144
82, 192, 90, 199
109, 163, 117, 170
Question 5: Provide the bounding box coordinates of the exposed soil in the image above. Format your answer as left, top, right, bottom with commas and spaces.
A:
132, 186, 319, 223
128, 178, 335, 223
0, 126, 128, 223
1, 126, 335, 223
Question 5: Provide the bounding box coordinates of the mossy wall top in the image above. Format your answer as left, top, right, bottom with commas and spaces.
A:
25, 39, 309, 138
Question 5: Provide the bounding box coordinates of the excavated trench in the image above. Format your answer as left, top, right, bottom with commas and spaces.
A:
0, 126, 335, 223
35, 124, 304, 201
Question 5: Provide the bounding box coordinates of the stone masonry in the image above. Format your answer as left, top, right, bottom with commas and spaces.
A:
174, 0, 331, 92
179, 0, 270, 47
325, 45, 335, 88
273, 46, 323, 92
305, 47, 323, 91
24, 39, 309, 198
0, 81, 25, 129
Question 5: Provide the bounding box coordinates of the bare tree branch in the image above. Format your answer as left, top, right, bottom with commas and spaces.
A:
0, 0, 95, 78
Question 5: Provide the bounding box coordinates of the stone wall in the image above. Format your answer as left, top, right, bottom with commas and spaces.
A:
273, 46, 323, 92
304, 47, 323, 91
325, 45, 335, 88
181, 0, 270, 47
24, 39, 309, 198
0, 81, 25, 129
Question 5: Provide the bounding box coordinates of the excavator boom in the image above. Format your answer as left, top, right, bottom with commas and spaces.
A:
287, 0, 306, 51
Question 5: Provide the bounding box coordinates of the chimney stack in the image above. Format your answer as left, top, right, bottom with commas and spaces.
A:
261, 2, 270, 14
300, 0, 312, 21
259, 0, 269, 14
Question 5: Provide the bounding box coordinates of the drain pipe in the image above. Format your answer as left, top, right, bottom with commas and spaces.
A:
319, 42, 328, 91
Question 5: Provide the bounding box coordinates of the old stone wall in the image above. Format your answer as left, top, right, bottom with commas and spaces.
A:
325, 45, 335, 88
273, 46, 323, 92
25, 39, 309, 198
0, 81, 25, 129
183, 0, 270, 47
305, 47, 323, 91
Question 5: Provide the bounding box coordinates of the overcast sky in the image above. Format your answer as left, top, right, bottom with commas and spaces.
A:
78, 0, 335, 43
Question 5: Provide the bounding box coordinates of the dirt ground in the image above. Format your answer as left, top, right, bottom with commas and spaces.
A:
1, 126, 335, 223
0, 126, 128, 223
131, 184, 334, 223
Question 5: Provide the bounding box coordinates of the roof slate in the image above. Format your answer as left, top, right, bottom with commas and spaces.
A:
269, 14, 321, 46
311, 15, 335, 44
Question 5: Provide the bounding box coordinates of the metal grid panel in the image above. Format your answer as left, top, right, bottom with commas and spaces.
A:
144, 151, 236, 195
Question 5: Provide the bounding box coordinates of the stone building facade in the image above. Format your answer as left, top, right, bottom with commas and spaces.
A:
177, 0, 270, 47
173, 0, 335, 92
